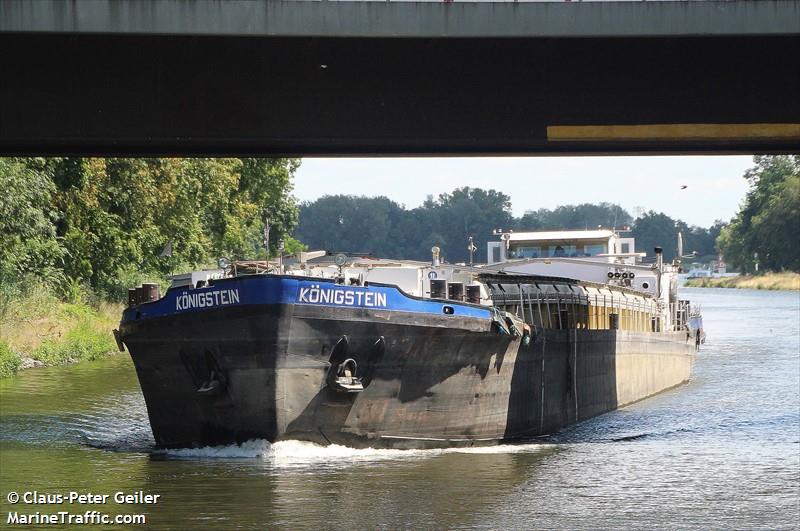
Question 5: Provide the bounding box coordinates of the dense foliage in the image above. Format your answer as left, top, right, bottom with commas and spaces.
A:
296, 189, 721, 264
717, 156, 800, 273
1, 157, 301, 300
515, 202, 633, 233
0, 158, 64, 283
295, 188, 515, 263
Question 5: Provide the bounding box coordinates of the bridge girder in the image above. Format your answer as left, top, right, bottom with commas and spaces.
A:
1, 1, 798, 155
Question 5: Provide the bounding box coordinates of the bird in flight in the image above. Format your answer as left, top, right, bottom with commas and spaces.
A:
680, 185, 688, 190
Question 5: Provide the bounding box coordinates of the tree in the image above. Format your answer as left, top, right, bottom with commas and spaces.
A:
679, 221, 723, 262
513, 211, 544, 232
425, 187, 513, 263
295, 187, 513, 263
522, 203, 632, 231
718, 156, 800, 273
0, 158, 63, 281
632, 211, 680, 262
1, 157, 302, 298
236, 158, 302, 258
295, 195, 406, 257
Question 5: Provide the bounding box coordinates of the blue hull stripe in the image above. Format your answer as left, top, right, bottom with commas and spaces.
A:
122, 275, 492, 322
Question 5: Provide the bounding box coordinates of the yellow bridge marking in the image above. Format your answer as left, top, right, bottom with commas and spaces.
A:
547, 123, 800, 142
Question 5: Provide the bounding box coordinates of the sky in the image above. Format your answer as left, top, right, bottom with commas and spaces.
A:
293, 155, 754, 228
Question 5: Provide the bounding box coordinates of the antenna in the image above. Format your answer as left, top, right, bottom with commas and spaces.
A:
467, 236, 477, 265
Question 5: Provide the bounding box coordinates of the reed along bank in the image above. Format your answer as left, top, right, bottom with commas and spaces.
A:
685, 272, 800, 291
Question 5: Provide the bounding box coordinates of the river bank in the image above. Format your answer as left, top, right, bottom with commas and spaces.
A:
0, 283, 122, 378
684, 272, 799, 291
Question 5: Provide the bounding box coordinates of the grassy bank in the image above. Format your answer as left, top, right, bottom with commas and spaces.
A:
685, 272, 800, 291
0, 281, 123, 378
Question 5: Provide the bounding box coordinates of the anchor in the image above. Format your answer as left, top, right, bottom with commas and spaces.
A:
326, 335, 385, 393
331, 358, 364, 393
197, 369, 224, 396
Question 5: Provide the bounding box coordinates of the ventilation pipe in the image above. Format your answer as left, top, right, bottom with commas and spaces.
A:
431, 246, 440, 268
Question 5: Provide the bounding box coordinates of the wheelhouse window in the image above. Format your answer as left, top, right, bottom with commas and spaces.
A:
516, 246, 541, 258
549, 245, 577, 257
584, 244, 606, 256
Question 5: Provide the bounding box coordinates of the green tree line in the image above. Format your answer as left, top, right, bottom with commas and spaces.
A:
295, 190, 723, 264
717, 155, 799, 273
0, 157, 301, 300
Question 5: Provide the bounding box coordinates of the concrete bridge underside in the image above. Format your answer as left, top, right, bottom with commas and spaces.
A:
1, 1, 799, 156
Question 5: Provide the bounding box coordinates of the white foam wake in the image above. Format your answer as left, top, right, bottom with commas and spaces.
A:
159, 439, 548, 466
160, 438, 273, 459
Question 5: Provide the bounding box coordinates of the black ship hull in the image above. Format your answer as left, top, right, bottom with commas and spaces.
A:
120, 280, 695, 449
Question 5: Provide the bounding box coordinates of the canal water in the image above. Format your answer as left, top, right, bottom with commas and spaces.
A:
1, 288, 798, 529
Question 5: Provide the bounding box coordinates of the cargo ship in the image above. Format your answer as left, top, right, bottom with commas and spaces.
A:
117, 229, 703, 449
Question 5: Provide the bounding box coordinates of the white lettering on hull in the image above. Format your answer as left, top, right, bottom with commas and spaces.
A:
175, 289, 241, 311
297, 285, 387, 308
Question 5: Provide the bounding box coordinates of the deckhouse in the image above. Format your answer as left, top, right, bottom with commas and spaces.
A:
487, 229, 638, 265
